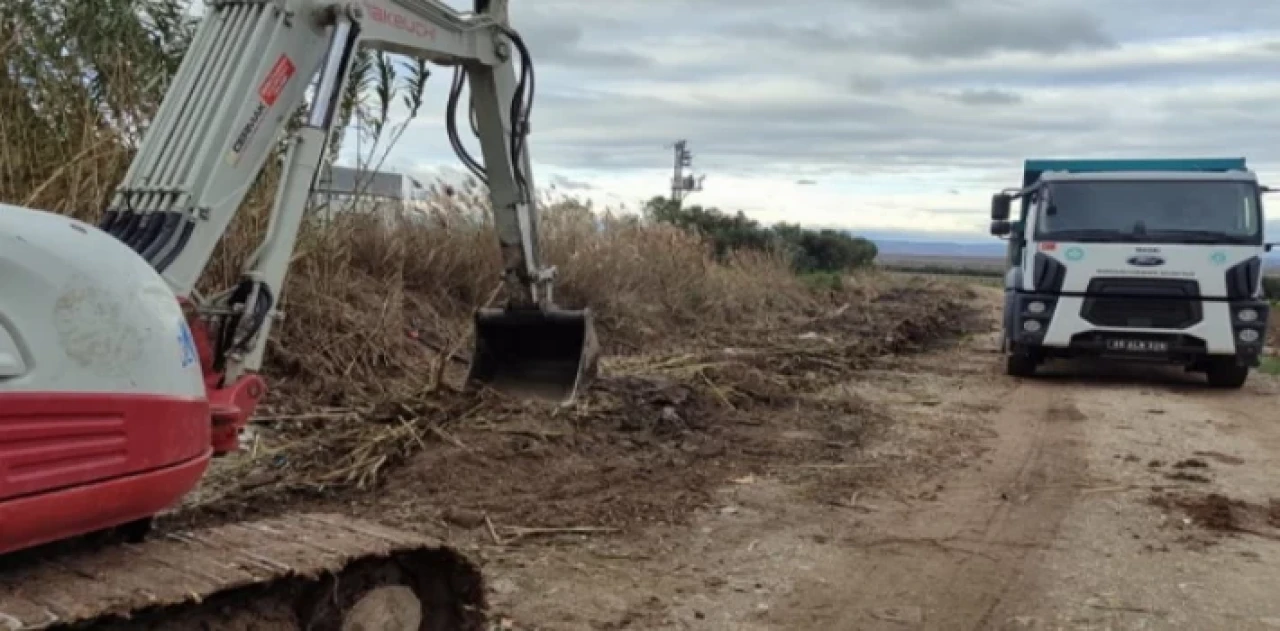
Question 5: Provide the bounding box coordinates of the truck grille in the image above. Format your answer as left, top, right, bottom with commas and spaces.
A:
1080, 278, 1202, 329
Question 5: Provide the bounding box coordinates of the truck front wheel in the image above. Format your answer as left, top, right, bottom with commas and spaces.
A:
1006, 346, 1038, 377
1206, 359, 1249, 389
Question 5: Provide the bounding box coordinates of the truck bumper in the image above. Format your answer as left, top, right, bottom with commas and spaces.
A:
1005, 291, 1269, 367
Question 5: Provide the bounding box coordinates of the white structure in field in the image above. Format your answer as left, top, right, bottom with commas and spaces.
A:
309, 165, 432, 223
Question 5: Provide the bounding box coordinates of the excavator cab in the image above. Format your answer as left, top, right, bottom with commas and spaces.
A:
467, 305, 599, 403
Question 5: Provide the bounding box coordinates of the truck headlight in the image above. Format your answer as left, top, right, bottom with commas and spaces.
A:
1238, 308, 1259, 323
1023, 320, 1042, 333
1239, 329, 1260, 343
1027, 301, 1047, 315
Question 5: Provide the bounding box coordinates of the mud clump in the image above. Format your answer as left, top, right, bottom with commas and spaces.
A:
1046, 403, 1087, 422
1165, 471, 1211, 484
589, 374, 721, 434
1150, 492, 1280, 537
1183, 493, 1236, 530
1193, 451, 1246, 466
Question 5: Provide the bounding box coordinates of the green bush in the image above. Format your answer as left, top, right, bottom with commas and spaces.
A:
643, 196, 878, 273
1263, 276, 1280, 300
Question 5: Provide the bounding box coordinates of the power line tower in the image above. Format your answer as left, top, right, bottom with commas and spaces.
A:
670, 139, 705, 207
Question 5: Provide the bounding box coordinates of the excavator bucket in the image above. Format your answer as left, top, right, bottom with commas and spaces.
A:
466, 306, 599, 403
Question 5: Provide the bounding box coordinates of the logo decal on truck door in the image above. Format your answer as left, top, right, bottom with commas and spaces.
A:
1065, 247, 1084, 261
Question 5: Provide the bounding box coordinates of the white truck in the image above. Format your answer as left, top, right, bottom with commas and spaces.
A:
990, 158, 1274, 388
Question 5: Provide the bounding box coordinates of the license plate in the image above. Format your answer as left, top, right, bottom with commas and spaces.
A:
1104, 338, 1169, 353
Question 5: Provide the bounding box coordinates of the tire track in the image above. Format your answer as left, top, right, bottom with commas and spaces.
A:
763, 319, 1090, 630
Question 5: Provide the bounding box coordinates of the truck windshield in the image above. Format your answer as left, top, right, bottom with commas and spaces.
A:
1035, 179, 1262, 244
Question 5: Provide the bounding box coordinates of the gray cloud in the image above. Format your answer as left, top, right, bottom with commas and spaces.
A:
849, 75, 889, 95
393, 0, 1280, 229
722, 2, 1113, 61
949, 89, 1023, 106
410, 76, 1280, 180
513, 15, 654, 70
843, 0, 956, 10
878, 6, 1113, 59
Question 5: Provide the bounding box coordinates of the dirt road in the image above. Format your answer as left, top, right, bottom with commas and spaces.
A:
486, 286, 1280, 630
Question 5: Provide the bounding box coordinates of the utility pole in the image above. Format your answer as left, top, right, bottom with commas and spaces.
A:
670, 139, 705, 207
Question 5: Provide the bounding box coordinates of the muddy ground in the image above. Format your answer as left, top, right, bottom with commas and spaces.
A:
459, 285, 1280, 631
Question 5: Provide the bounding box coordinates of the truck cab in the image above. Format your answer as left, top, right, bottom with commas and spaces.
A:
991, 158, 1272, 388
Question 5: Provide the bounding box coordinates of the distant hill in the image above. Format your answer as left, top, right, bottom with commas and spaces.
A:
871, 239, 1005, 260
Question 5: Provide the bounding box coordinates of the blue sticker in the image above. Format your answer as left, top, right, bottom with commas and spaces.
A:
1064, 247, 1084, 261
1210, 251, 1228, 265
178, 319, 198, 368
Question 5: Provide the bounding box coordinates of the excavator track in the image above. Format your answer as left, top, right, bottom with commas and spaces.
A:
0, 513, 486, 630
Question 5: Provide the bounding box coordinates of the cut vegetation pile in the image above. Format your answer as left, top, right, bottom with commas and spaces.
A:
175, 268, 979, 537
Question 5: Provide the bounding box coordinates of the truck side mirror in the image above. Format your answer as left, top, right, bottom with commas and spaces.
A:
991, 194, 1012, 221
990, 220, 1012, 237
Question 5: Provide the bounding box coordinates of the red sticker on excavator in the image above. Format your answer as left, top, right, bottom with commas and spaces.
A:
258, 55, 295, 106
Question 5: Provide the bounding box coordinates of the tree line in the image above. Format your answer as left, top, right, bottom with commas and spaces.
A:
642, 196, 878, 273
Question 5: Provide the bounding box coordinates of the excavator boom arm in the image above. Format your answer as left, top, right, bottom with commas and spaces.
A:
97, 0, 591, 413
103, 0, 535, 299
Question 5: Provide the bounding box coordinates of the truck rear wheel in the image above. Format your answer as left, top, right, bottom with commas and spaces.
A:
1206, 360, 1249, 389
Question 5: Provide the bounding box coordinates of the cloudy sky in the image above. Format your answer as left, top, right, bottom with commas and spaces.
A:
335, 0, 1280, 240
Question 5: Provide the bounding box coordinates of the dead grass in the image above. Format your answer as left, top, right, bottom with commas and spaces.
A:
246, 184, 823, 408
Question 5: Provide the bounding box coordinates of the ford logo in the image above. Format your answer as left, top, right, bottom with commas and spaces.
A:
1127, 255, 1165, 267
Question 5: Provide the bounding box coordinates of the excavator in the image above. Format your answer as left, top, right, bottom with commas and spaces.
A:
0, 0, 597, 628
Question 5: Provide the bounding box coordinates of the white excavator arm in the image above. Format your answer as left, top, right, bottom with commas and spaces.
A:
96, 0, 596, 450
106, 0, 532, 289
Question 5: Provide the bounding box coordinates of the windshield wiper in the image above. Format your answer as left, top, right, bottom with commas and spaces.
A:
1040, 229, 1130, 242
1145, 230, 1256, 245
1043, 229, 1256, 245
